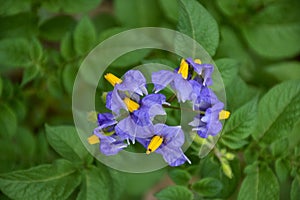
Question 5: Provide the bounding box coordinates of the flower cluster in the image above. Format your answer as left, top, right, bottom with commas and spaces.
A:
88, 58, 230, 166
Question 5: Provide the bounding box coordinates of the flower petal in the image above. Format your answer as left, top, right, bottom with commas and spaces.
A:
157, 146, 190, 166
117, 70, 148, 96
152, 70, 175, 92
171, 74, 193, 102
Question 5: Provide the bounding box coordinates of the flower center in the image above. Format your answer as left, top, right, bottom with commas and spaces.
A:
123, 97, 140, 112
88, 135, 100, 144
146, 135, 163, 154
219, 110, 230, 120
178, 59, 189, 79
104, 73, 122, 86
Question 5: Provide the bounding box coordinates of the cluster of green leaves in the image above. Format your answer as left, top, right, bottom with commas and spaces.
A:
0, 0, 300, 199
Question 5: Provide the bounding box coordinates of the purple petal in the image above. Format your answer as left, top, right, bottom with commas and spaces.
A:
141, 93, 167, 106
157, 146, 190, 166
152, 70, 175, 92
97, 113, 117, 129
100, 139, 127, 156
117, 70, 148, 96
110, 89, 127, 115
132, 106, 152, 126
154, 124, 184, 147
171, 74, 193, 102
115, 117, 135, 141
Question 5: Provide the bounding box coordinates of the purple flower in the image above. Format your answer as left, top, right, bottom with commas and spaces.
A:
105, 70, 148, 115
89, 113, 128, 155
189, 80, 219, 111
151, 58, 214, 102
189, 102, 224, 138
136, 124, 191, 166
185, 58, 214, 86
115, 94, 168, 143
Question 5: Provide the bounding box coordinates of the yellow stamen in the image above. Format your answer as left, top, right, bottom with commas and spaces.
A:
123, 97, 140, 112
87, 111, 98, 123
178, 59, 189, 79
146, 135, 163, 154
104, 73, 122, 86
88, 135, 100, 144
219, 110, 230, 120
194, 59, 202, 64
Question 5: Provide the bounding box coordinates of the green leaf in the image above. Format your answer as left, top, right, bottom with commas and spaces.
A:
264, 61, 300, 81
241, 0, 300, 59
21, 65, 40, 86
60, 32, 76, 60
77, 166, 110, 200
98, 27, 152, 67
0, 138, 18, 173
30, 38, 43, 63
0, 12, 38, 38
62, 64, 78, 94
216, 26, 255, 81
9, 99, 26, 122
115, 0, 163, 27
92, 13, 118, 33
0, 38, 33, 67
42, 0, 102, 14
270, 137, 289, 157
45, 125, 92, 163
0, 77, 3, 97
288, 120, 300, 150
74, 16, 96, 56
217, 158, 241, 198
275, 159, 290, 183
0, 104, 17, 138
0, 159, 81, 200
15, 127, 36, 167
177, 0, 219, 56
221, 98, 257, 149
46, 73, 64, 98
159, 0, 179, 23
0, 0, 31, 16
226, 76, 256, 110
168, 169, 191, 185
155, 185, 193, 200
215, 58, 239, 87
291, 176, 300, 200
238, 163, 279, 200
39, 15, 76, 41
192, 177, 223, 197
244, 146, 259, 165
253, 80, 300, 143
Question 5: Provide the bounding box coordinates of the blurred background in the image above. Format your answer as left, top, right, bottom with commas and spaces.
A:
0, 0, 299, 199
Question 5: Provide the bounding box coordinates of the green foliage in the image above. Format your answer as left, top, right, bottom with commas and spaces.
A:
238, 163, 280, 200
77, 166, 110, 200
0, 104, 17, 138
291, 176, 300, 200
240, 0, 300, 59
168, 169, 191, 185
221, 98, 257, 149
191, 177, 223, 197
45, 125, 92, 163
0, 1, 299, 199
74, 16, 97, 56
253, 80, 300, 143
0, 159, 81, 200
39, 15, 76, 42
42, 0, 102, 14
155, 185, 194, 200
178, 0, 219, 56
114, 0, 163, 27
